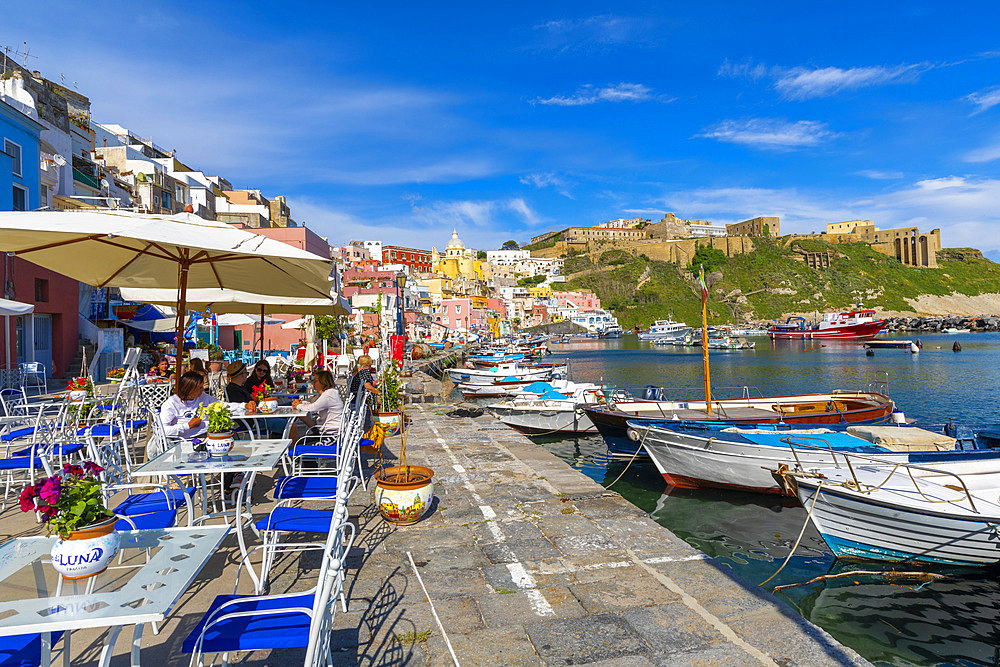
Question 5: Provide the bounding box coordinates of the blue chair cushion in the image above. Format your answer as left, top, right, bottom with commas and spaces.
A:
0, 631, 65, 667
114, 509, 177, 531
113, 488, 196, 515
0, 457, 44, 470
272, 476, 338, 500
0, 427, 35, 442
125, 419, 148, 430
181, 592, 313, 653
79, 424, 121, 437
12, 443, 85, 458
288, 442, 338, 458
255, 507, 334, 533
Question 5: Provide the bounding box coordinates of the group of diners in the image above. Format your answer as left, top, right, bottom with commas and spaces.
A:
155, 354, 378, 457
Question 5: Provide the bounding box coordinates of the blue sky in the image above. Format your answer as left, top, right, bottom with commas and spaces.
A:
5, 2, 1000, 257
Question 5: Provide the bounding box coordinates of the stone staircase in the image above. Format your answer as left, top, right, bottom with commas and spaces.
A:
67, 337, 97, 379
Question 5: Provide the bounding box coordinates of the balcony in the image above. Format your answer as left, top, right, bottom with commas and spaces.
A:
73, 167, 100, 190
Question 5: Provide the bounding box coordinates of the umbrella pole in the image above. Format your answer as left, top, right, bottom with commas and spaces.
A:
260, 304, 265, 360
175, 261, 190, 390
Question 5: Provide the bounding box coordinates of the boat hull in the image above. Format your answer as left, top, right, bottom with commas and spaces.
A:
491, 406, 596, 435
768, 320, 888, 340
586, 392, 895, 457
796, 479, 1000, 565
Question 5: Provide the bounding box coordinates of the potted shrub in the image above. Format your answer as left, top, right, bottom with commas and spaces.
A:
252, 382, 278, 413
19, 461, 120, 580
375, 361, 403, 435
105, 367, 126, 383
201, 402, 235, 456
66, 376, 92, 402
207, 347, 225, 373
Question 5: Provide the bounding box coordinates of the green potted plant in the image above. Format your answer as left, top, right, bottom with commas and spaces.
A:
375, 361, 403, 435
200, 402, 235, 456
207, 346, 225, 373
19, 461, 119, 579
252, 382, 277, 413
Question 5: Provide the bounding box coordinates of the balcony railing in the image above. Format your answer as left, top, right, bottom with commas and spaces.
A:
73, 168, 100, 190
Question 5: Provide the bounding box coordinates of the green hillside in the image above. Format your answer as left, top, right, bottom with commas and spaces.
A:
560, 239, 1000, 329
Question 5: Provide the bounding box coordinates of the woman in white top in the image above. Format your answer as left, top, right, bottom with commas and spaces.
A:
159, 371, 255, 442
291, 370, 344, 439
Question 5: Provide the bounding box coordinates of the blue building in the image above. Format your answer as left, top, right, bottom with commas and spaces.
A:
0, 98, 43, 211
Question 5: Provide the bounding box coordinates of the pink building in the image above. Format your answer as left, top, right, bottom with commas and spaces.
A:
434, 298, 474, 331
552, 290, 601, 311
227, 224, 332, 259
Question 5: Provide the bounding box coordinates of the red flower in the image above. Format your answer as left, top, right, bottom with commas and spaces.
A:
38, 504, 57, 521
82, 461, 103, 476
18, 485, 37, 513
39, 476, 61, 505
62, 463, 84, 477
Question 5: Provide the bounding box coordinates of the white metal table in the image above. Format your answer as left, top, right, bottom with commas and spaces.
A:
0, 526, 229, 667
131, 439, 290, 590
235, 406, 304, 439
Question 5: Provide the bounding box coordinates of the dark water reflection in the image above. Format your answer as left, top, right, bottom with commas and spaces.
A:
527, 333, 1000, 666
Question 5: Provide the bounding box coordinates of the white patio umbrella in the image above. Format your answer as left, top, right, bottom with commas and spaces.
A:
0, 297, 33, 372
119, 287, 350, 358
214, 313, 285, 327
302, 315, 319, 370
0, 210, 334, 378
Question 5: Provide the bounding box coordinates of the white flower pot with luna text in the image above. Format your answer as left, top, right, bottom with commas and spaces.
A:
50, 517, 120, 580
205, 431, 234, 457
259, 398, 279, 414
375, 411, 402, 435
68, 390, 88, 402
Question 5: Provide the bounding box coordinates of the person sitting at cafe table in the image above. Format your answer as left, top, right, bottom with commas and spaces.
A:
291, 370, 344, 440
156, 371, 255, 457
224, 361, 254, 402
243, 359, 274, 394
148, 355, 174, 380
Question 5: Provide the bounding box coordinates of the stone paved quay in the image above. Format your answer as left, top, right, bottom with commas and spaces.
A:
330, 404, 872, 666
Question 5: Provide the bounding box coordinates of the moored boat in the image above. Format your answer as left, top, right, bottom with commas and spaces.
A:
786, 456, 1000, 565
638, 317, 692, 341
768, 310, 888, 341
586, 390, 896, 456
487, 384, 604, 435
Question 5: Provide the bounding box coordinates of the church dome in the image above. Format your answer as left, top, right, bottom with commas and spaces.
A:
446, 230, 465, 251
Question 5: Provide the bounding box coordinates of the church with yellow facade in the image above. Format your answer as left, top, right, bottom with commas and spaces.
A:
432, 230, 486, 281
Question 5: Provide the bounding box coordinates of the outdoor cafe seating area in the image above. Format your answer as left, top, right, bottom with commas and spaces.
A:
0, 356, 375, 666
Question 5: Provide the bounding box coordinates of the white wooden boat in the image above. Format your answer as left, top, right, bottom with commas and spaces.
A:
788, 456, 1000, 565
631, 421, 961, 494
447, 362, 566, 385
487, 384, 604, 435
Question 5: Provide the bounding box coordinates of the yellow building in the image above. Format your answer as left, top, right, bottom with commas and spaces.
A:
826, 220, 876, 235
432, 230, 478, 280
528, 285, 552, 298
417, 274, 454, 300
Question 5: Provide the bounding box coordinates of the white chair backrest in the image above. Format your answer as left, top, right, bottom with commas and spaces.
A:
0, 387, 27, 418
304, 517, 355, 666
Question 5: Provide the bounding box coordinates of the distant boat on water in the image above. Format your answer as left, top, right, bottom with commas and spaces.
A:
638, 317, 692, 341
768, 309, 888, 341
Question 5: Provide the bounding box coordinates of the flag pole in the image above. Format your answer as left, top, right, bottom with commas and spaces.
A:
700, 265, 712, 415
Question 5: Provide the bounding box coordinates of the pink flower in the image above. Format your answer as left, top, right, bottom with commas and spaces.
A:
18, 485, 37, 513
62, 463, 84, 477
82, 461, 103, 476
38, 505, 57, 521
38, 477, 61, 505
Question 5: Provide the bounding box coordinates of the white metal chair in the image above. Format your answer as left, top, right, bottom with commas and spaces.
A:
20, 362, 46, 395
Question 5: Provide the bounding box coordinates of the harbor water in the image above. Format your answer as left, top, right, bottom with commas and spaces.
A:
474, 333, 1000, 667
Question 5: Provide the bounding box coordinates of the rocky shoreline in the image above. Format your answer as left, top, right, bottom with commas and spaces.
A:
881, 315, 1000, 332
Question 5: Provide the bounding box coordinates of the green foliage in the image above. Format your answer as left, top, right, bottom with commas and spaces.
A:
762, 224, 770, 237
501, 240, 519, 250
517, 274, 547, 287
19, 462, 113, 539
380, 361, 403, 412
599, 249, 631, 266
315, 315, 350, 342
688, 245, 728, 274
476, 250, 487, 260
200, 402, 235, 432
563, 254, 594, 274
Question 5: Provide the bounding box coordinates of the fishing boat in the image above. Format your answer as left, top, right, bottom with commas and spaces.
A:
864, 339, 916, 350
631, 420, 974, 495
785, 455, 1000, 565
467, 352, 525, 367
768, 310, 888, 341
487, 384, 605, 435
638, 318, 692, 342
447, 362, 566, 385
585, 389, 896, 456
599, 324, 624, 338
458, 376, 544, 398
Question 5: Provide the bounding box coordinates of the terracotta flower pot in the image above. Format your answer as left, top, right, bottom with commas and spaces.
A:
373, 465, 434, 525
208, 359, 224, 373
50, 516, 120, 580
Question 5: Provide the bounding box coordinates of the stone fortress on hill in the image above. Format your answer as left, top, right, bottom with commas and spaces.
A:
529, 214, 942, 269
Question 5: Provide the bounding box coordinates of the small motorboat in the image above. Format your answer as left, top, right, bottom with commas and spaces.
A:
487, 384, 605, 435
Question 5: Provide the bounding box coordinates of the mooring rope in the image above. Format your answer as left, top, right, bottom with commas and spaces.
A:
759, 480, 823, 588
604, 425, 650, 490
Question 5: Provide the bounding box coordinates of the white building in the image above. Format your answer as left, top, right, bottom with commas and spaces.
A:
688, 223, 727, 238
486, 249, 530, 265
352, 240, 382, 260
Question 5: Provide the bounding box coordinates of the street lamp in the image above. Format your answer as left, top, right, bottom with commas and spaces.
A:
395, 272, 406, 337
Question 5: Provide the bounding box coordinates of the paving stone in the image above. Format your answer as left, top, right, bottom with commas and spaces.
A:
621, 603, 725, 656
406, 543, 490, 572
428, 594, 486, 634
724, 608, 870, 667
652, 561, 776, 621
551, 532, 621, 555
503, 538, 564, 562
650, 643, 761, 666
569, 571, 682, 614
525, 614, 650, 665
430, 627, 541, 667
535, 512, 603, 538
573, 496, 649, 520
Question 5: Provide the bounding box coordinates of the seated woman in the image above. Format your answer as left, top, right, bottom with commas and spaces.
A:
148, 355, 174, 381
224, 361, 253, 402
156, 372, 255, 456
291, 370, 344, 441
243, 359, 274, 395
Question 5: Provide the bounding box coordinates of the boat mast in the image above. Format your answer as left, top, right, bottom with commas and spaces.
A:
699, 265, 712, 414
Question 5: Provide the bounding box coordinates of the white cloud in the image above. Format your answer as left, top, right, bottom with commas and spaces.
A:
698, 118, 835, 149
857, 170, 904, 180
519, 172, 574, 199
410, 197, 543, 230
962, 140, 1000, 163
317, 158, 499, 186
965, 85, 1000, 113
717, 59, 768, 82
773, 65, 924, 99
532, 15, 655, 52
533, 83, 655, 106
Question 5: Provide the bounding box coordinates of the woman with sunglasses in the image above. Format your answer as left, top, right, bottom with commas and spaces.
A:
243, 359, 274, 394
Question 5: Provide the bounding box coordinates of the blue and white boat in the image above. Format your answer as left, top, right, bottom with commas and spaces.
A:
629, 420, 983, 495
788, 457, 1000, 565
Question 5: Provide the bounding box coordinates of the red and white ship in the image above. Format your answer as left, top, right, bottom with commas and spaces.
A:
767, 309, 888, 340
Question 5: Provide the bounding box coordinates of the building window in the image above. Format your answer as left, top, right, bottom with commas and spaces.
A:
12, 184, 26, 211
34, 278, 48, 303
162, 191, 172, 209
4, 139, 22, 177
455, 304, 461, 314
39, 183, 47, 205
